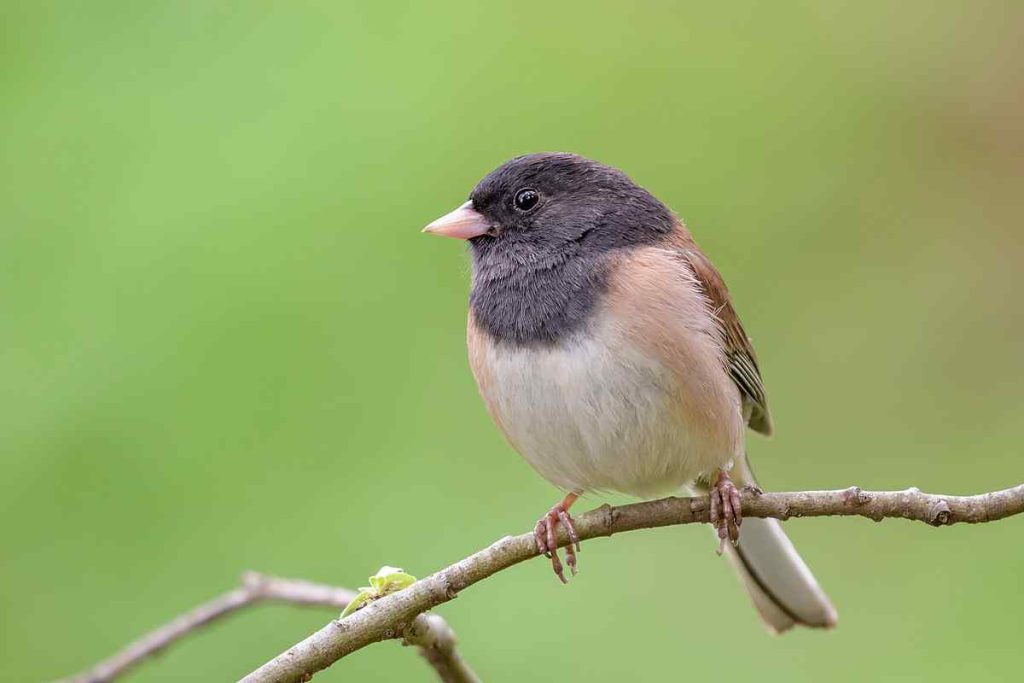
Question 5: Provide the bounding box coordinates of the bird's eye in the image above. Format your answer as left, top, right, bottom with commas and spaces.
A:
513, 188, 539, 212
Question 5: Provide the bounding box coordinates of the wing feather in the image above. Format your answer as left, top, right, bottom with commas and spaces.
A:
673, 225, 774, 435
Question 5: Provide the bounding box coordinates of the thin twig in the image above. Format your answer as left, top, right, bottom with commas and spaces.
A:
403, 613, 480, 683
242, 483, 1024, 683
57, 572, 478, 683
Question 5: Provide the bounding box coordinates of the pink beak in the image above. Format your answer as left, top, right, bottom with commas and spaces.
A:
422, 201, 491, 240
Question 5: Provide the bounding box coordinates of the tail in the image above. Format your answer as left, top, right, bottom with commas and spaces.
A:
714, 458, 837, 634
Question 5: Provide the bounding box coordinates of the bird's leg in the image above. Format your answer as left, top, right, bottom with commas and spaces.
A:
709, 469, 742, 553
533, 492, 581, 583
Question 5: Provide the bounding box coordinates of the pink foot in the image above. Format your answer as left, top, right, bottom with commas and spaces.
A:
533, 493, 581, 583
709, 471, 743, 552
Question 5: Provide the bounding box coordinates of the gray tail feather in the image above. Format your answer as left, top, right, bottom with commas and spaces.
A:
722, 516, 837, 633
708, 456, 838, 633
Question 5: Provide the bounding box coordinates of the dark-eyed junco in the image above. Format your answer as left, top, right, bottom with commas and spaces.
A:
423, 153, 836, 632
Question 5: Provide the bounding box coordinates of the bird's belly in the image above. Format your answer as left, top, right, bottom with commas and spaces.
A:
477, 327, 730, 497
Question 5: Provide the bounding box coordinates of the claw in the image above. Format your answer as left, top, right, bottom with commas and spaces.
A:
558, 509, 580, 575
730, 486, 743, 527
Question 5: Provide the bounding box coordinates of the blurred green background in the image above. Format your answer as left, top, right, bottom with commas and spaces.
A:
2, 2, 1022, 681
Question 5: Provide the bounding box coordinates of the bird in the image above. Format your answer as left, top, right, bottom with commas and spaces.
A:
422, 152, 836, 632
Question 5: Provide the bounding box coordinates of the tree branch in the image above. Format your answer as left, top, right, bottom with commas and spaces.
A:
242, 483, 1024, 683
403, 613, 480, 683
58, 572, 478, 683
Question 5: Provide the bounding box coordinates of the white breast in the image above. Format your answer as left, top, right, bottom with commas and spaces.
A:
476, 314, 735, 497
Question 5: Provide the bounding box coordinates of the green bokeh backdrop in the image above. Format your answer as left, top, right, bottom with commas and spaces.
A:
2, 2, 1022, 681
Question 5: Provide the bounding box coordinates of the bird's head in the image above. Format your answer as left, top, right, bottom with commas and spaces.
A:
422, 153, 675, 264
